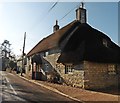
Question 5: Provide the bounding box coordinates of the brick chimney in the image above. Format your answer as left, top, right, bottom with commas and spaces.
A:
53, 20, 59, 32
76, 2, 87, 23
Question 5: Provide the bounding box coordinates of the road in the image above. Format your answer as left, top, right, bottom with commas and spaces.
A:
0, 71, 79, 103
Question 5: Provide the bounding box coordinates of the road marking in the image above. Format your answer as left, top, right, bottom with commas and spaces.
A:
5, 77, 17, 95
9, 84, 17, 95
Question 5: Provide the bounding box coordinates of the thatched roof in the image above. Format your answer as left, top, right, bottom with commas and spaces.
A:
57, 22, 120, 64
27, 20, 120, 64
27, 20, 77, 56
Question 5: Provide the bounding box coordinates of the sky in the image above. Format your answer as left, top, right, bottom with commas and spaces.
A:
0, 1, 119, 57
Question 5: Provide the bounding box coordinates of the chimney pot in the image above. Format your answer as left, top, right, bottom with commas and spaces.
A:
53, 20, 59, 32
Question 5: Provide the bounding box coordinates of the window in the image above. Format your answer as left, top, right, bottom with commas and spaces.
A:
103, 39, 108, 47
46, 51, 49, 56
65, 64, 73, 74
108, 64, 117, 75
44, 51, 49, 57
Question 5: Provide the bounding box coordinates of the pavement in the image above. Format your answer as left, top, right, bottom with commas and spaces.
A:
10, 71, 120, 102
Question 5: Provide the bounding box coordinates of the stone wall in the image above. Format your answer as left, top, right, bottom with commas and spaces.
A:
34, 52, 120, 90
84, 61, 120, 90
62, 70, 84, 88
43, 53, 64, 75
25, 57, 33, 78
117, 64, 120, 86
44, 53, 85, 87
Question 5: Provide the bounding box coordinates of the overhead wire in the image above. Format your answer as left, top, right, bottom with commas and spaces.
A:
48, 0, 59, 13
59, 3, 80, 21
59, 6, 76, 21
29, 1, 82, 34
29, 1, 59, 32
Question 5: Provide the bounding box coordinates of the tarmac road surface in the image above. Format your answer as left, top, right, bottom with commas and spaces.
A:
0, 71, 80, 103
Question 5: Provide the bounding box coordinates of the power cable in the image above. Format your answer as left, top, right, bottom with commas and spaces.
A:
59, 3, 80, 21
48, 0, 59, 13
29, 1, 59, 32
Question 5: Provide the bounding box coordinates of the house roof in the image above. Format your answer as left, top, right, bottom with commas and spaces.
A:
27, 20, 77, 56
57, 23, 120, 64
27, 20, 120, 63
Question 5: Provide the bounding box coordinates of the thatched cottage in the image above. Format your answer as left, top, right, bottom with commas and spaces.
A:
26, 3, 120, 90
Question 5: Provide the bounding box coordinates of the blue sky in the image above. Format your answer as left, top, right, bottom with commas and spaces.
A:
0, 2, 119, 56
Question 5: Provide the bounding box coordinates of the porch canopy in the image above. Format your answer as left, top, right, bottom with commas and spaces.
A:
31, 54, 42, 65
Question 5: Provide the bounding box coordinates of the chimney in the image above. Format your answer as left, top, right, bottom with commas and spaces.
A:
53, 20, 59, 32
76, 2, 87, 23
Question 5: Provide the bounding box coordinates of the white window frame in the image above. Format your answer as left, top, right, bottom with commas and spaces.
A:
65, 64, 73, 74
45, 51, 49, 56
108, 64, 117, 75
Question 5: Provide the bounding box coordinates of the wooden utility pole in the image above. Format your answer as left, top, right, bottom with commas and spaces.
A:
21, 32, 26, 76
